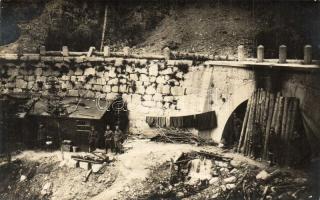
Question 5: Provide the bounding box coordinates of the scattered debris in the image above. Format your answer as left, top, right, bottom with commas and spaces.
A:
19, 175, 27, 182
83, 169, 92, 182
40, 182, 52, 196
151, 128, 207, 145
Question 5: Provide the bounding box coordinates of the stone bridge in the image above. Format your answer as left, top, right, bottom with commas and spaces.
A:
0, 46, 319, 153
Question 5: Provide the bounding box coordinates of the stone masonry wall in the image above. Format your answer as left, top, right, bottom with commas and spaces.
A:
1, 56, 320, 148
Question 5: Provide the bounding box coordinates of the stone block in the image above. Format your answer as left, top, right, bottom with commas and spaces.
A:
16, 79, 28, 89
96, 78, 106, 85
96, 71, 104, 78
164, 96, 174, 102
153, 93, 163, 101
95, 92, 106, 98
93, 85, 103, 91
77, 76, 85, 82
136, 68, 148, 74
171, 86, 184, 96
27, 81, 34, 90
85, 90, 95, 98
129, 74, 139, 81
75, 68, 83, 76
62, 75, 70, 81
143, 95, 152, 101
119, 84, 127, 93
108, 78, 118, 85
68, 90, 79, 97
162, 85, 170, 95
145, 85, 156, 95
150, 76, 156, 83
131, 94, 141, 104
79, 161, 91, 170
126, 66, 133, 73
156, 76, 166, 84
13, 88, 23, 93
176, 72, 184, 79
149, 64, 158, 76
156, 102, 163, 108
35, 68, 43, 76
160, 68, 173, 75
136, 85, 145, 94
84, 67, 96, 76
67, 70, 75, 76
7, 68, 19, 77
106, 92, 118, 100
111, 86, 119, 93
142, 101, 156, 107
70, 76, 77, 82
114, 58, 123, 67
26, 76, 35, 81
139, 74, 149, 82
109, 69, 117, 78
119, 78, 127, 84
103, 85, 111, 93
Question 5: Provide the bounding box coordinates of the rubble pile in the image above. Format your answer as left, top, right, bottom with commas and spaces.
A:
0, 155, 118, 200
150, 128, 207, 145
129, 151, 312, 200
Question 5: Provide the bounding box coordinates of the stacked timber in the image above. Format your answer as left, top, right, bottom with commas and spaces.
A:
237, 89, 301, 165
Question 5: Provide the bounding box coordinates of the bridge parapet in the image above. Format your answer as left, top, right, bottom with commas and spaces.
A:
0, 45, 318, 70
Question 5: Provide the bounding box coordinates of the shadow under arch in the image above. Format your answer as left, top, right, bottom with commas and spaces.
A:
221, 100, 248, 147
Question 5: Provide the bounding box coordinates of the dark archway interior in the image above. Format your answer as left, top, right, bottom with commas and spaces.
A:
221, 100, 247, 147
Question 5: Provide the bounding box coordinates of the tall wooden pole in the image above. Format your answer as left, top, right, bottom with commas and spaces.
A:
100, 4, 108, 51
0, 0, 2, 46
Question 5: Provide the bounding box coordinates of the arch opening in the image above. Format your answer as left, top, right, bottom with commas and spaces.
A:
221, 100, 248, 148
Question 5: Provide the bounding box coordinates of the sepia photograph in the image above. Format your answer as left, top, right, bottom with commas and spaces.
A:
0, 0, 319, 199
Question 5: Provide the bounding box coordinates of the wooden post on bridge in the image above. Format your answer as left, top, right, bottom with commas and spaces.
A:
163, 47, 171, 60
62, 46, 69, 56
257, 45, 264, 62
123, 46, 131, 57
304, 45, 312, 64
278, 45, 287, 63
40, 45, 46, 56
238, 45, 245, 61
103, 46, 110, 57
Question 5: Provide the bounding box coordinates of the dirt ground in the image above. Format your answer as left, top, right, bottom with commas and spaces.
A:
0, 138, 313, 200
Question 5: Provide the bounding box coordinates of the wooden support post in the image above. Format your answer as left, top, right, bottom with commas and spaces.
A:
238, 45, 245, 61
100, 4, 108, 52
257, 45, 264, 62
278, 45, 287, 63
263, 92, 274, 160
163, 47, 171, 60
62, 46, 69, 56
103, 46, 110, 57
40, 46, 46, 55
304, 45, 312, 64
238, 96, 251, 152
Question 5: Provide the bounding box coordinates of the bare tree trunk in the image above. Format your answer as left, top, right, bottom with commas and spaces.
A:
100, 4, 108, 51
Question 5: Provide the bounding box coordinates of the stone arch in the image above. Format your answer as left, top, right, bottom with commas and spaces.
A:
210, 82, 255, 143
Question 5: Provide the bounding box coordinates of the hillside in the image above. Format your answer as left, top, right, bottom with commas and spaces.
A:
0, 0, 319, 59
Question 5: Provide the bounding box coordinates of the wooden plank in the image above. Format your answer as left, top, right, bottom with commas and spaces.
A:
237, 96, 251, 153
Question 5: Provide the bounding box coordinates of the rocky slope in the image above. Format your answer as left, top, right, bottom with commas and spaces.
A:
0, 0, 319, 58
